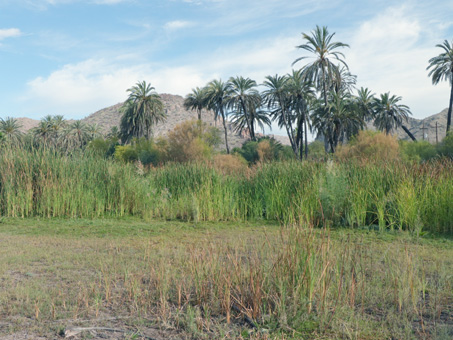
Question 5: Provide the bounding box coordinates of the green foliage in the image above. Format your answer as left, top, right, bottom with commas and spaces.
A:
234, 137, 292, 164
233, 141, 258, 163
436, 132, 453, 158
335, 130, 400, 163
307, 140, 327, 160
113, 138, 162, 166
0, 143, 452, 234
0, 117, 23, 144
165, 120, 220, 163
87, 138, 110, 156
120, 81, 166, 143
400, 140, 437, 162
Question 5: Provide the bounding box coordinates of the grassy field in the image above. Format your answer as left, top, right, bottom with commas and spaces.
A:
0, 219, 451, 339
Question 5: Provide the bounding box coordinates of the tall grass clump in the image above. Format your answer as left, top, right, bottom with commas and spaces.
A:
0, 145, 151, 218
0, 144, 452, 234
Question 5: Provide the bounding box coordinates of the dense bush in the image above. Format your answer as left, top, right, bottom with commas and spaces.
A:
335, 130, 400, 163
164, 120, 220, 163
400, 140, 437, 162
233, 137, 294, 164
211, 154, 249, 176
436, 131, 453, 158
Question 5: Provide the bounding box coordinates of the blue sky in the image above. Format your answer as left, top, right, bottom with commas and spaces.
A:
0, 0, 452, 123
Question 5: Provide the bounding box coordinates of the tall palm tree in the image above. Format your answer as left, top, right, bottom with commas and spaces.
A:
120, 81, 166, 143
373, 93, 416, 141
184, 87, 207, 122
286, 69, 315, 159
204, 79, 232, 154
227, 76, 263, 141
292, 25, 349, 107
427, 40, 453, 133
0, 117, 22, 144
262, 74, 297, 154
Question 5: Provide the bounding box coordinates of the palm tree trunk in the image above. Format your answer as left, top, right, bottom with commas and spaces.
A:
447, 80, 453, 133
240, 100, 253, 141
296, 116, 303, 160
401, 124, 417, 141
279, 96, 297, 156
321, 66, 329, 107
220, 108, 230, 154
304, 118, 309, 159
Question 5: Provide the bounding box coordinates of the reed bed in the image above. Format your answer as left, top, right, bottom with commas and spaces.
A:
0, 145, 452, 234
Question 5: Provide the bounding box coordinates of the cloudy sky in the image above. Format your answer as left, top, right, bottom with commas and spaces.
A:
0, 0, 452, 123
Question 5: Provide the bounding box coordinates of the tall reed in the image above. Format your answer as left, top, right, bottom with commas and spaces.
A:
0, 145, 452, 234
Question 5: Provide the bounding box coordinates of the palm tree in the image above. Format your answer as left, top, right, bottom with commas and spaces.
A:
262, 74, 298, 154
33, 120, 53, 146
373, 93, 416, 141
204, 79, 232, 154
87, 124, 103, 140
107, 126, 121, 142
286, 69, 315, 159
311, 91, 363, 153
427, 40, 453, 133
33, 115, 67, 147
184, 87, 207, 122
61, 121, 91, 149
229, 104, 271, 138
355, 87, 375, 122
293, 25, 349, 107
120, 81, 166, 143
0, 117, 23, 144
227, 76, 263, 141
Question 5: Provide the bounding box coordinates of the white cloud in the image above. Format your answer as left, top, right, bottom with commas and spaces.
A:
23, 59, 147, 117
20, 33, 301, 118
22, 59, 210, 118
164, 20, 195, 31
0, 28, 22, 40
345, 5, 451, 118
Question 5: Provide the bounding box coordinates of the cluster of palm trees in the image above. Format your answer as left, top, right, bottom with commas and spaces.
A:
184, 26, 420, 158
2, 26, 451, 159
0, 115, 103, 150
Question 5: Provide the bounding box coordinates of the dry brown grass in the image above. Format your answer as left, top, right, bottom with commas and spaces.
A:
212, 154, 249, 177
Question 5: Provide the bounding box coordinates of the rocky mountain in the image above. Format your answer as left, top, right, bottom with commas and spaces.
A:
81, 93, 250, 149
392, 108, 448, 143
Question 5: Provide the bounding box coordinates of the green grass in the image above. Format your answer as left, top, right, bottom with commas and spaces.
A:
0, 218, 451, 339
1, 146, 452, 235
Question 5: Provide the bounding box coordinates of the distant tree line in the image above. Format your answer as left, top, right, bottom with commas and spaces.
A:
1, 25, 452, 161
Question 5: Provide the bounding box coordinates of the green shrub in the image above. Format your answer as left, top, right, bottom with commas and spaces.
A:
165, 120, 219, 163
235, 137, 291, 164
400, 140, 437, 162
307, 140, 327, 160
436, 132, 453, 159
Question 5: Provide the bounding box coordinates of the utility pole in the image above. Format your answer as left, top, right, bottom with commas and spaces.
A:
420, 121, 428, 141
436, 121, 438, 144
